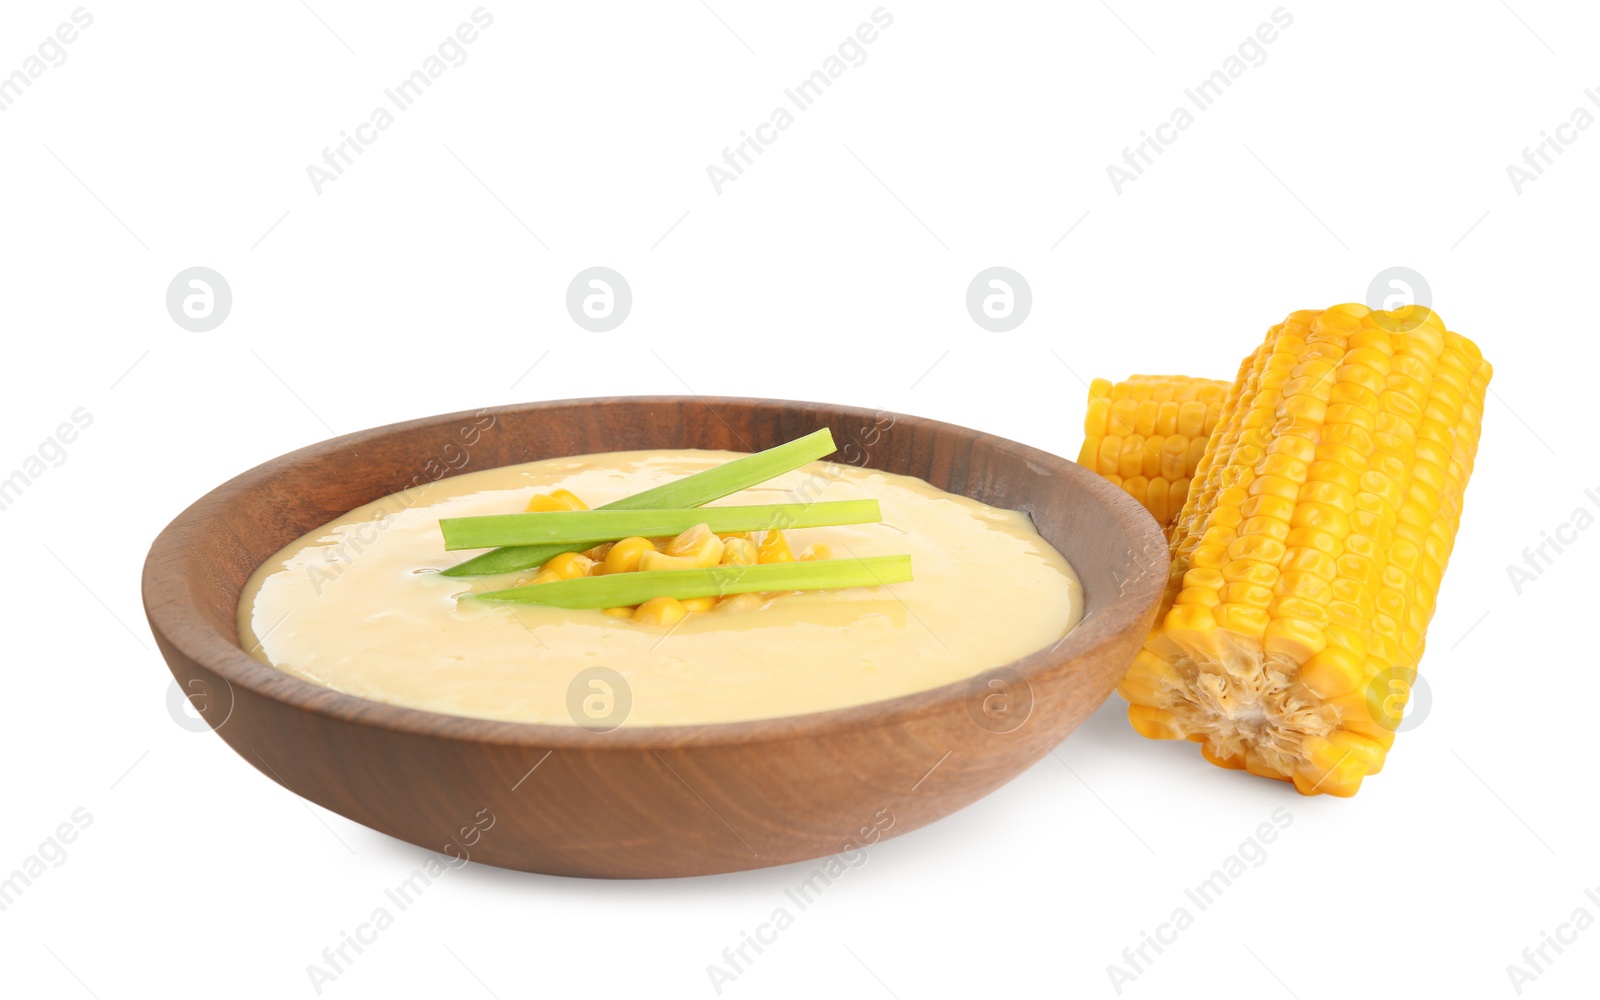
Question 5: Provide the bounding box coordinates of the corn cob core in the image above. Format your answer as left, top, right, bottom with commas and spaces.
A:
1078, 375, 1231, 533
1119, 304, 1491, 796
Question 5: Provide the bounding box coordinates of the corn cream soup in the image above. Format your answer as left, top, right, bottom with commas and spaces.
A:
238, 450, 1083, 726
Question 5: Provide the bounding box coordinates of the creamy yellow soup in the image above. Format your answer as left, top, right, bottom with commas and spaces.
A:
238, 450, 1082, 727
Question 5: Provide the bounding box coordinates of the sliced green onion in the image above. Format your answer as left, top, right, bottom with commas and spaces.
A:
441, 428, 837, 577
440, 499, 879, 551
474, 554, 911, 608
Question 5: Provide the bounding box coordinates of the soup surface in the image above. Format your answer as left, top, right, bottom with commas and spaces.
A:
238, 450, 1083, 726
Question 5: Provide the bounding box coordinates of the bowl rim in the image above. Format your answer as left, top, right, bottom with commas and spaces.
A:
142, 395, 1165, 750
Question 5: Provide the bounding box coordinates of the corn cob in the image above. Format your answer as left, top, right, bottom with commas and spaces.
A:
1078, 375, 1231, 533
1118, 304, 1490, 796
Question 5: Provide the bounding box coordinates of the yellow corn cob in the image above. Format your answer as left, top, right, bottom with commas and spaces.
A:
1078, 375, 1231, 533
1119, 304, 1490, 796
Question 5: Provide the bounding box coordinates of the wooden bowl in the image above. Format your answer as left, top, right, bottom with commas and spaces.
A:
142, 397, 1166, 878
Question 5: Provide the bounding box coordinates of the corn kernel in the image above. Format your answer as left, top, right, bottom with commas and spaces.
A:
549, 489, 588, 510
719, 537, 758, 566
526, 492, 578, 513
541, 552, 594, 580
757, 530, 795, 564
638, 550, 699, 572
664, 523, 725, 568
603, 537, 655, 574
1128, 705, 1185, 740
1077, 436, 1101, 466
633, 597, 688, 626
716, 593, 765, 613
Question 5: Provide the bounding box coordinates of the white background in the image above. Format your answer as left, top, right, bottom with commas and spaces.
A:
1, 1, 1595, 997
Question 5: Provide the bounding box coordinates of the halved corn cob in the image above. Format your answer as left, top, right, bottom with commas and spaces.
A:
1118, 304, 1491, 796
1077, 375, 1231, 533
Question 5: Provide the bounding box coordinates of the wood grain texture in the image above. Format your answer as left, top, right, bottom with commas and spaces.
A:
142, 397, 1167, 878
